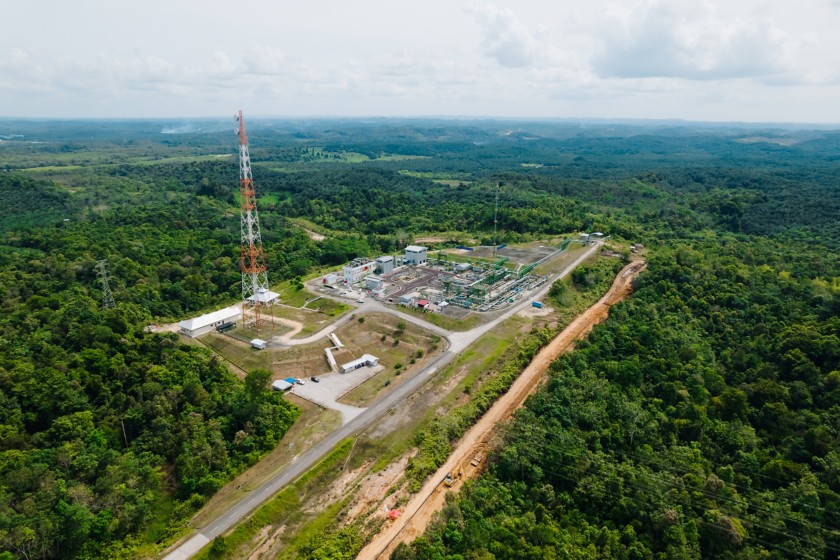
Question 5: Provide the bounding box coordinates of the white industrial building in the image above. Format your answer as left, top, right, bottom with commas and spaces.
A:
340, 354, 379, 373
375, 255, 395, 275
365, 275, 385, 290
178, 306, 241, 338
343, 258, 375, 285
321, 272, 340, 285
247, 288, 279, 304
404, 245, 428, 265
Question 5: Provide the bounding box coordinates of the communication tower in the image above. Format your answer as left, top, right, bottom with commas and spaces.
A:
95, 259, 116, 309
236, 110, 271, 328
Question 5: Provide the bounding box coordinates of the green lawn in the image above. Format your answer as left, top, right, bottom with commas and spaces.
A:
200, 333, 273, 372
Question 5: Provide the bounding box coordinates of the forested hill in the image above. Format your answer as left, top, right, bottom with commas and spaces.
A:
394, 237, 839, 559
0, 119, 838, 558
0, 174, 73, 232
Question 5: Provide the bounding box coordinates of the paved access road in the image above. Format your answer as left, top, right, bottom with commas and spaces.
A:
161, 242, 601, 560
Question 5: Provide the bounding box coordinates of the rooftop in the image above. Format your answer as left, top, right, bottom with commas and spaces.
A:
247, 289, 280, 303
342, 354, 379, 369
178, 305, 241, 331
272, 379, 292, 391
405, 245, 428, 252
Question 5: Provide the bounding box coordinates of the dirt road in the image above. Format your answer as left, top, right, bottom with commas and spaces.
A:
356, 259, 646, 560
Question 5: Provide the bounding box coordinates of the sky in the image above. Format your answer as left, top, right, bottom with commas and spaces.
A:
2, 0, 840, 123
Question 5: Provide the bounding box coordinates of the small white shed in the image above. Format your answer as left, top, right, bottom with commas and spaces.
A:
251, 338, 267, 350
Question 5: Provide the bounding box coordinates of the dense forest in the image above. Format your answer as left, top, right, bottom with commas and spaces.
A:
394, 237, 839, 559
0, 118, 838, 558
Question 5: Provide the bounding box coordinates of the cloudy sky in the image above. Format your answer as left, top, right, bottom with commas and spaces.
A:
2, 0, 840, 122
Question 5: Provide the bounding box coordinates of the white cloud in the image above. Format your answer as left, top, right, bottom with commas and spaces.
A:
243, 44, 286, 75
467, 3, 542, 68
1, 0, 840, 121
593, 0, 793, 81
212, 51, 237, 75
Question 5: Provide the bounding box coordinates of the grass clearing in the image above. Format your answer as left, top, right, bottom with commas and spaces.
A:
200, 333, 273, 372
266, 300, 350, 338
192, 440, 354, 560
533, 244, 591, 275
439, 319, 525, 408
125, 154, 233, 166
274, 498, 352, 559
392, 305, 483, 332
259, 192, 280, 205
397, 170, 472, 182
349, 315, 527, 476
374, 154, 431, 161
335, 313, 445, 407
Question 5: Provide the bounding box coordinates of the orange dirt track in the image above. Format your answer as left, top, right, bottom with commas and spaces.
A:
356, 259, 647, 560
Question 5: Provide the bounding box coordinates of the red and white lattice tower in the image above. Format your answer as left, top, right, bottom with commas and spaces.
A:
236, 110, 270, 328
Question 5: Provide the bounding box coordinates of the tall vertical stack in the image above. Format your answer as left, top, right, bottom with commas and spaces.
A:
236, 110, 270, 328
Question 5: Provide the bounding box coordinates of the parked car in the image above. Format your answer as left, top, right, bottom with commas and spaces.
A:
295, 378, 305, 385
310, 376, 320, 383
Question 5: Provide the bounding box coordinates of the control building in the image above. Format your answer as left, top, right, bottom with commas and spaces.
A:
375, 255, 395, 275
404, 245, 428, 265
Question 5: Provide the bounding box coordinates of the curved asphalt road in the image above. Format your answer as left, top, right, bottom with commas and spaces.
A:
161, 242, 601, 560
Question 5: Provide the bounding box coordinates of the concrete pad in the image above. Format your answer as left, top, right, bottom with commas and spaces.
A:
290, 365, 384, 424
162, 534, 210, 560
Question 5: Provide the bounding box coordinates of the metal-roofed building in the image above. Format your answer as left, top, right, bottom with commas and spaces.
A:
272, 379, 293, 391
178, 306, 241, 338
340, 354, 379, 373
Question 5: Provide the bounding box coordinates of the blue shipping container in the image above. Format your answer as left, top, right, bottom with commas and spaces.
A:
532, 301, 543, 308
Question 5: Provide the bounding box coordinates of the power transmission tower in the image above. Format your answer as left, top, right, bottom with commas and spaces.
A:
236, 110, 271, 329
492, 182, 500, 258
95, 259, 116, 309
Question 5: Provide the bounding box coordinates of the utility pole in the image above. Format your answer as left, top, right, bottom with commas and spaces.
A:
95, 259, 116, 309
236, 111, 271, 329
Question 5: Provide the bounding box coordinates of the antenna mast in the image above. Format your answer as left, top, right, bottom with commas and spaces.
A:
236, 110, 270, 329
95, 259, 116, 309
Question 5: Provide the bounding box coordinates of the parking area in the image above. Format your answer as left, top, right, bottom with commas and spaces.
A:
288, 365, 384, 424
